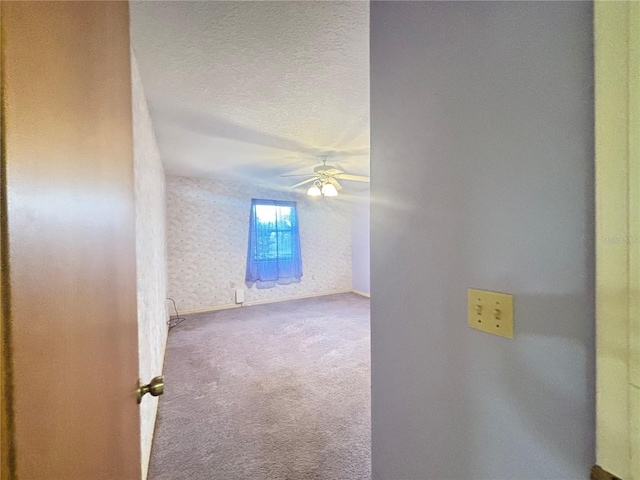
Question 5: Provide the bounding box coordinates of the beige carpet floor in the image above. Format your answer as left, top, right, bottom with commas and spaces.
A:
148, 293, 371, 480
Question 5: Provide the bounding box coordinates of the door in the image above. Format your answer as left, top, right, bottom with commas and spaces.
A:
595, 1, 640, 479
0, 2, 141, 479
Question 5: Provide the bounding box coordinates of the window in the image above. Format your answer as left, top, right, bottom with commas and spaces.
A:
246, 199, 302, 285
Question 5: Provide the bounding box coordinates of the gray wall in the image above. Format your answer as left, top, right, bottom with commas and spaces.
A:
370, 2, 594, 479
352, 198, 370, 295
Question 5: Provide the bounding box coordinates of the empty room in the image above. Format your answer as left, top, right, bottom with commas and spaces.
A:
129, 2, 372, 479
6, 1, 633, 480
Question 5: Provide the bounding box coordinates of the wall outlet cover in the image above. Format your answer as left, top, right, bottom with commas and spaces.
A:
235, 288, 245, 304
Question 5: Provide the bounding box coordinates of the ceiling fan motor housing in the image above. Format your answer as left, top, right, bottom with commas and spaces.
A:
314, 165, 342, 176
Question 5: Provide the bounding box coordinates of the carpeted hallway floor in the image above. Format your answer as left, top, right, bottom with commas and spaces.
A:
148, 293, 371, 480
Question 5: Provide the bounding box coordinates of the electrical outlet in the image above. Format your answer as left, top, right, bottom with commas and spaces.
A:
468, 288, 514, 338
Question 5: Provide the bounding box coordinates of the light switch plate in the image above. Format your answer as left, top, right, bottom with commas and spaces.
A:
468, 288, 514, 338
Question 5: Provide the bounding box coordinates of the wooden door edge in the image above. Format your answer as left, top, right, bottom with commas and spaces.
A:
0, 2, 15, 479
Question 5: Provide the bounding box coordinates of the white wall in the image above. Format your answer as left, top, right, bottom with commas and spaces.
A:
131, 52, 168, 480
371, 3, 594, 479
166, 175, 352, 312
351, 198, 370, 295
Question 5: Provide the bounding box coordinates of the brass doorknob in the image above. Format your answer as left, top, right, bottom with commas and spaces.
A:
137, 375, 164, 404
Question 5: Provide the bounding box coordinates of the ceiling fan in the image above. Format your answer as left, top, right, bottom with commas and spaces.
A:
281, 156, 370, 197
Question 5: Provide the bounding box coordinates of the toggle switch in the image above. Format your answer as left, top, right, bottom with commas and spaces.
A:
468, 289, 514, 338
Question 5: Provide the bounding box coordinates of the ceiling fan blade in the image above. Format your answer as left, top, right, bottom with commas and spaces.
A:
328, 177, 343, 190
290, 177, 318, 189
334, 173, 370, 183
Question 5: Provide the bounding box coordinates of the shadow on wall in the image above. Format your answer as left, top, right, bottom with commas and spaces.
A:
372, 293, 594, 480
492, 293, 594, 473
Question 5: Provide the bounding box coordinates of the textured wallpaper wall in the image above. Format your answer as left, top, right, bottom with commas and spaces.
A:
131, 52, 168, 480
167, 175, 353, 312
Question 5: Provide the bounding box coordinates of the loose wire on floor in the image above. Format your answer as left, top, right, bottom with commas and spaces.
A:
167, 297, 186, 331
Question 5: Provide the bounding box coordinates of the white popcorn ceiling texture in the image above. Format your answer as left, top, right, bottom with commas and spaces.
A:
130, 1, 370, 190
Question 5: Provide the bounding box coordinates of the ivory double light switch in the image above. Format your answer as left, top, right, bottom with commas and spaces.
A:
468, 289, 514, 338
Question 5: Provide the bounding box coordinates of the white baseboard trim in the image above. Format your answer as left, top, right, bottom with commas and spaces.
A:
179, 303, 242, 316
243, 289, 353, 307
352, 289, 371, 298
179, 289, 354, 316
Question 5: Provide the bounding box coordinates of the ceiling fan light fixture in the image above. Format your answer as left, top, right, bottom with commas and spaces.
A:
321, 183, 338, 197
307, 185, 322, 197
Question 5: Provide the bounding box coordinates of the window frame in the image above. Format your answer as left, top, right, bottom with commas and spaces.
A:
250, 200, 297, 263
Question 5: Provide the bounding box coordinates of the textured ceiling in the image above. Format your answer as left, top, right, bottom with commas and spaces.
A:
130, 1, 369, 192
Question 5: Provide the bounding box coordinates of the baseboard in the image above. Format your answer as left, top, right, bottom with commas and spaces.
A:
351, 289, 371, 298
179, 303, 242, 316
243, 289, 352, 307
591, 465, 622, 480
179, 289, 353, 315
